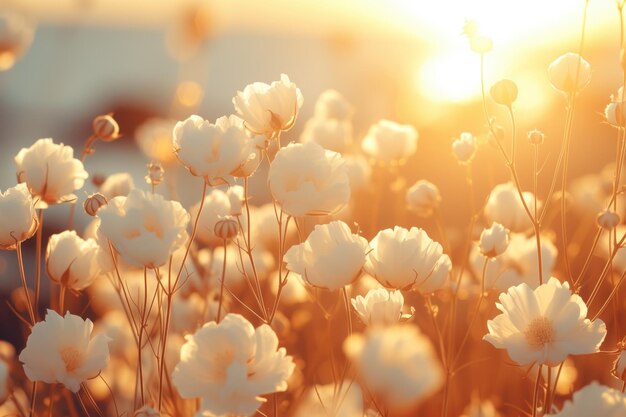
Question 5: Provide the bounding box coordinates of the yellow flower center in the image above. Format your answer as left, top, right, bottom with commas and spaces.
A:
60, 346, 83, 372
524, 316, 555, 348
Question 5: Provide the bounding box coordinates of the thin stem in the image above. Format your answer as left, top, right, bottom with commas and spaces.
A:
16, 243, 36, 325
217, 240, 228, 323
59, 285, 66, 314
531, 365, 542, 417
34, 209, 43, 319
342, 287, 352, 336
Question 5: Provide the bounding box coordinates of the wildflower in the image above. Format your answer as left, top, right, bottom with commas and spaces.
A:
99, 172, 134, 199
479, 222, 509, 258
301, 117, 353, 154
172, 313, 295, 417
92, 113, 120, 142
597, 210, 620, 230
214, 215, 239, 241
351, 288, 404, 327
484, 277, 607, 366
173, 115, 250, 185
46, 230, 101, 291
97, 188, 190, 268
145, 162, 164, 186
605, 100, 626, 127
284, 220, 368, 291
313, 89, 354, 120
19, 310, 110, 393
15, 138, 88, 207
361, 119, 418, 166
406, 180, 441, 217
233, 74, 303, 137
452, 132, 477, 164
548, 53, 591, 95
190, 186, 243, 246
490, 79, 518, 107
365, 226, 451, 292
268, 141, 350, 217
294, 380, 363, 417
484, 182, 536, 232
0, 183, 38, 250
527, 129, 545, 145
546, 382, 626, 417
344, 325, 443, 410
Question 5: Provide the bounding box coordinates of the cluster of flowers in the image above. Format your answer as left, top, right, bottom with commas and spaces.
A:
2, 39, 626, 417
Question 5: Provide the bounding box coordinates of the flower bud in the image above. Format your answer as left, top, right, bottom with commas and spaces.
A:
83, 193, 107, 217
527, 129, 545, 145
479, 222, 510, 258
597, 210, 620, 230
490, 79, 518, 107
452, 132, 477, 164
605, 101, 626, 127
214, 216, 239, 241
145, 162, 164, 186
92, 113, 120, 142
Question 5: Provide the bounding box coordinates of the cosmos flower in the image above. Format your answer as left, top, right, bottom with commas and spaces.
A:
19, 310, 110, 393
365, 226, 451, 292
344, 324, 443, 410
351, 288, 404, 327
15, 138, 88, 207
46, 230, 101, 291
0, 183, 38, 250
268, 141, 350, 217
233, 74, 304, 137
406, 180, 441, 217
484, 277, 606, 366
361, 119, 418, 165
546, 382, 626, 417
172, 313, 295, 417
97, 188, 190, 268
284, 220, 368, 291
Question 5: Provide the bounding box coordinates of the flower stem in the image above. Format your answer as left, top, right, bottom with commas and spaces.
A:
217, 240, 228, 323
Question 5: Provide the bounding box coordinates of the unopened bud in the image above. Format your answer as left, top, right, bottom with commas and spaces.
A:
92, 113, 120, 142
490, 79, 518, 107
145, 162, 164, 186
597, 210, 621, 230
214, 216, 238, 240
479, 222, 510, 258
527, 129, 545, 145
83, 193, 107, 216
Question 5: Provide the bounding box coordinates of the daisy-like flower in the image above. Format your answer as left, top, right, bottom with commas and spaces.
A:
172, 313, 295, 417
268, 141, 350, 217
361, 119, 418, 166
15, 138, 88, 207
406, 180, 441, 217
351, 288, 404, 327
46, 230, 101, 291
233, 74, 304, 137
365, 226, 451, 292
546, 382, 626, 417
484, 277, 607, 366
97, 188, 190, 268
19, 310, 110, 393
284, 220, 368, 291
0, 183, 38, 250
547, 52, 591, 95
484, 182, 536, 233
344, 324, 443, 410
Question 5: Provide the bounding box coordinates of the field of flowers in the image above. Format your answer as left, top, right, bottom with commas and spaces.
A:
2, 2, 626, 417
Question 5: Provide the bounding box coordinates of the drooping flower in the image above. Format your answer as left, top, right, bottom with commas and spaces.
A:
484, 182, 536, 232
406, 180, 441, 217
0, 183, 38, 250
15, 138, 88, 207
479, 222, 509, 258
284, 220, 368, 291
97, 188, 190, 268
268, 141, 350, 217
361, 119, 418, 166
484, 277, 607, 366
19, 310, 110, 393
351, 288, 404, 327
46, 230, 101, 291
344, 324, 443, 410
365, 226, 451, 292
172, 313, 295, 417
294, 380, 363, 417
548, 52, 591, 95
233, 74, 304, 137
546, 382, 626, 417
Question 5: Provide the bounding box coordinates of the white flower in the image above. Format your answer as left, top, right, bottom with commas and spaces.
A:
0, 12, 35, 71
365, 226, 451, 292
190, 186, 244, 247
199, 244, 275, 288
46, 231, 100, 291
406, 180, 441, 217
313, 89, 354, 120
0, 183, 38, 250
284, 220, 368, 291
484, 277, 607, 366
97, 189, 190, 268
613, 350, 626, 381
173, 115, 251, 185
484, 182, 536, 232
351, 288, 404, 326
268, 141, 350, 217
294, 380, 363, 417
172, 313, 295, 417
15, 138, 88, 207
452, 132, 477, 164
343, 155, 372, 192
233, 74, 304, 137
344, 325, 443, 410
548, 52, 591, 95
135, 118, 177, 164
546, 382, 626, 417
19, 310, 110, 393
479, 222, 509, 258
605, 100, 626, 127
361, 120, 418, 165
301, 117, 353, 154
99, 172, 135, 200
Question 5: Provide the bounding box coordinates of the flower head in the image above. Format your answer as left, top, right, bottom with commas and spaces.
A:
19, 310, 110, 393
191, 186, 243, 246
99, 172, 135, 200
361, 120, 418, 166
484, 182, 536, 232
0, 183, 38, 250
452, 132, 477, 164
313, 89, 353, 120
351, 288, 404, 327
406, 180, 441, 217
172, 313, 295, 417
546, 382, 626, 417
46, 230, 101, 291
479, 222, 509, 258
548, 52, 591, 95
484, 277, 606, 366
